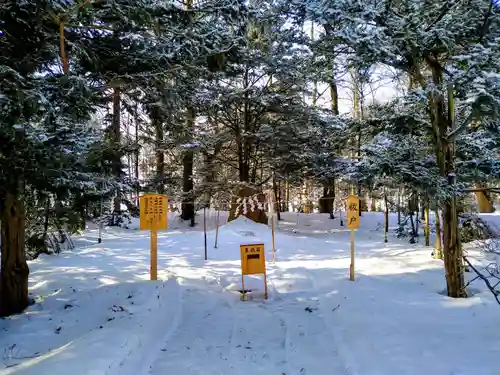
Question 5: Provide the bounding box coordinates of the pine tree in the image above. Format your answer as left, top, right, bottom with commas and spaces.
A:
295, 0, 500, 297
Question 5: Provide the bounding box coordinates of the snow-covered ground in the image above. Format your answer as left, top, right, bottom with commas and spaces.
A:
1, 211, 499, 375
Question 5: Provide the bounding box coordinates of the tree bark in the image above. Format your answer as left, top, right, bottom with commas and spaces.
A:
302, 182, 312, 213
326, 53, 339, 221
153, 109, 165, 195
276, 179, 282, 221
370, 193, 377, 211
475, 185, 495, 213
0, 190, 29, 317
181, 106, 195, 225
319, 184, 335, 219
424, 198, 430, 246
112, 87, 121, 222
284, 180, 290, 212
273, 173, 281, 221
134, 104, 140, 207
397, 189, 402, 225
430, 68, 464, 296
236, 67, 251, 183
441, 85, 465, 297
410, 61, 465, 296
434, 204, 443, 259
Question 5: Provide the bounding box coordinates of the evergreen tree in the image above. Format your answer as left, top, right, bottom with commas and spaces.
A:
293, 0, 500, 297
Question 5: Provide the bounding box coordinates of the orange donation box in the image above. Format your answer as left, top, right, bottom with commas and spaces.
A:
240, 243, 268, 299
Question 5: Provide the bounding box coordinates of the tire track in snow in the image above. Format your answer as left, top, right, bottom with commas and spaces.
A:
201, 265, 290, 375
108, 276, 184, 375
268, 267, 352, 375
228, 297, 289, 375
146, 288, 235, 375
266, 266, 293, 375
305, 268, 357, 375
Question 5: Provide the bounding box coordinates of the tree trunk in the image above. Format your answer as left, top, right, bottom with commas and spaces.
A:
426, 68, 464, 296
153, 110, 165, 195
43, 194, 50, 237
0, 190, 29, 317
284, 180, 290, 212
397, 189, 401, 225
475, 185, 495, 213
434, 204, 443, 259
409, 193, 418, 240
181, 106, 195, 225
319, 183, 335, 219
276, 179, 282, 221
112, 87, 122, 223
370, 194, 377, 211
409, 212, 416, 242
424, 198, 430, 246
134, 104, 140, 207
302, 182, 312, 213
441, 85, 465, 297
202, 148, 219, 207
415, 194, 420, 238
237, 67, 251, 183
441, 201, 465, 296
273, 173, 281, 221
410, 60, 465, 296
328, 52, 339, 221
352, 70, 364, 216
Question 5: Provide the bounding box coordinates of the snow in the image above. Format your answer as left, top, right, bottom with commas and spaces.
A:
1, 212, 499, 375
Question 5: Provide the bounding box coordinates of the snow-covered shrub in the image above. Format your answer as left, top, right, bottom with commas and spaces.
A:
459, 214, 498, 243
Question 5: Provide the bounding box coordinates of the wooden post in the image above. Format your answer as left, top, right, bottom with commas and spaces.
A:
214, 210, 220, 248
150, 229, 158, 281
425, 201, 430, 246
140, 194, 168, 282
263, 272, 268, 300
346, 194, 359, 282
350, 229, 355, 281
271, 214, 276, 262
384, 193, 389, 243
204, 206, 207, 260
434, 204, 443, 259
98, 197, 103, 244
241, 274, 245, 300
98, 222, 102, 244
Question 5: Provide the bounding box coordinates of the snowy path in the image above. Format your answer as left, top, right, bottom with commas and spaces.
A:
267, 275, 351, 375
109, 276, 184, 375
115, 271, 350, 375
2, 212, 500, 375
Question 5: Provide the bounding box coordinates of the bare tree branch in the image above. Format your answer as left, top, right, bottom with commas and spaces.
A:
463, 256, 500, 305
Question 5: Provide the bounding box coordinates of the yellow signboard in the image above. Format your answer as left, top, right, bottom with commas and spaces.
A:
346, 195, 360, 229
140, 194, 168, 230
240, 243, 268, 299
240, 243, 266, 275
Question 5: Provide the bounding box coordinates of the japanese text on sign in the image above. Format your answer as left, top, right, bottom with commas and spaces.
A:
245, 247, 261, 254
346, 195, 360, 229
140, 194, 168, 230
240, 243, 266, 275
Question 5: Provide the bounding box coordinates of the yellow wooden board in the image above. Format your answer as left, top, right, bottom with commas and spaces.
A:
140, 194, 168, 230
346, 195, 360, 229
240, 243, 266, 275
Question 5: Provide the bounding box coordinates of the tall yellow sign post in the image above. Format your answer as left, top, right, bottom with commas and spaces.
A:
140, 194, 168, 281
346, 195, 360, 281
240, 243, 268, 300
